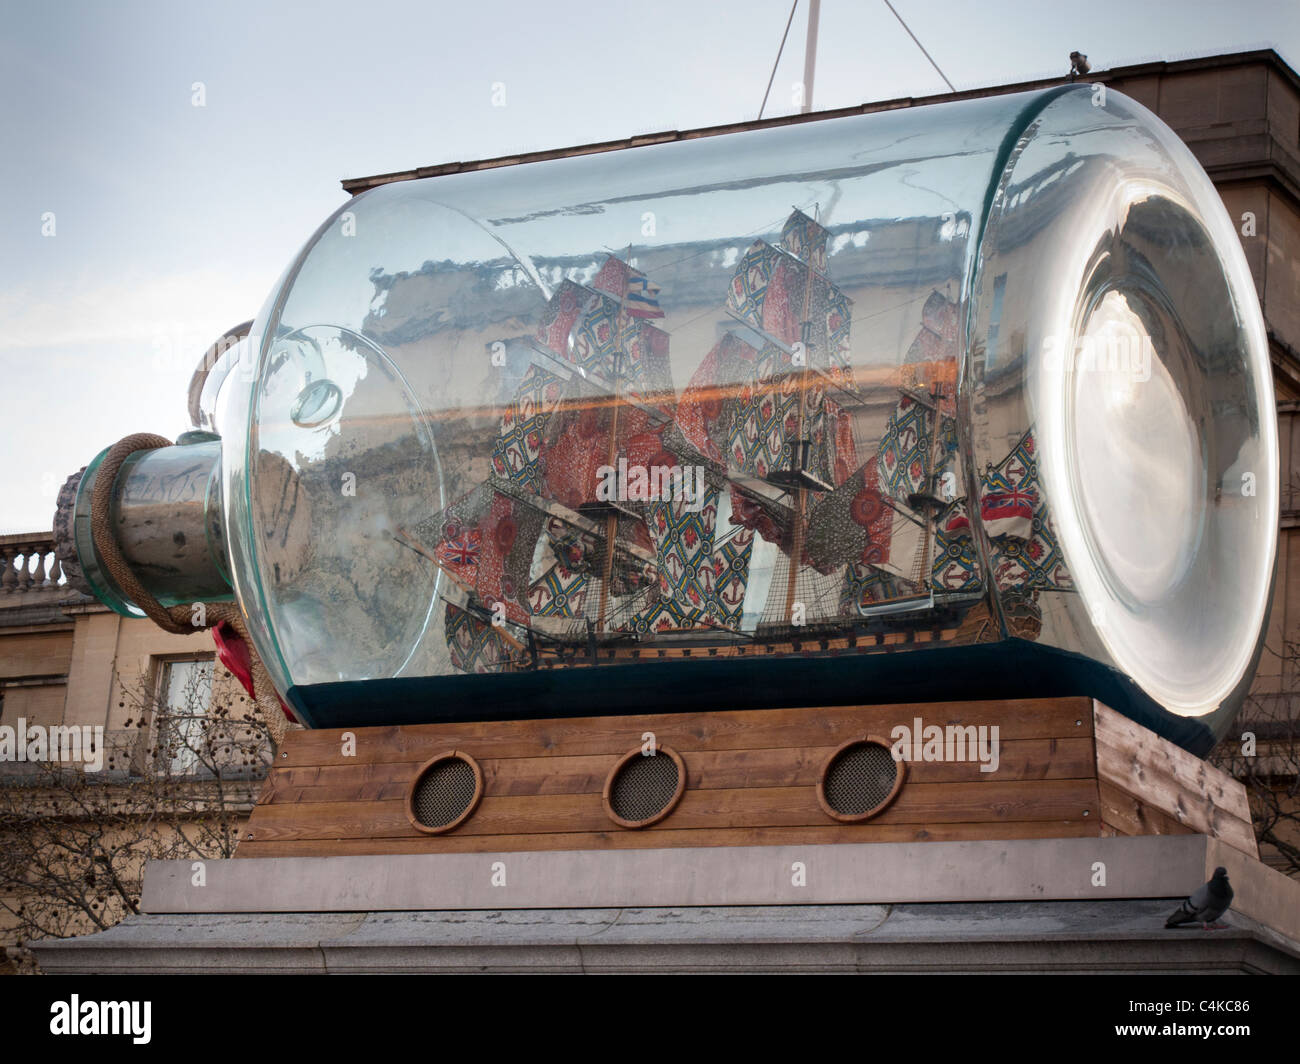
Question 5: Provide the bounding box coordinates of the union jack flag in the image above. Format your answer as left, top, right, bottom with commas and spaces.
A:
437, 528, 481, 570
980, 487, 1035, 539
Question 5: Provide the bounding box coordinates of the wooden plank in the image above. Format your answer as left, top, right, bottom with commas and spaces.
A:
243, 778, 1099, 843
1093, 701, 1258, 858
1095, 735, 1257, 857
263, 737, 1098, 804
234, 817, 1100, 858
240, 698, 1105, 859
253, 774, 278, 807
1097, 780, 1197, 839
1093, 701, 1253, 822
279, 697, 1095, 767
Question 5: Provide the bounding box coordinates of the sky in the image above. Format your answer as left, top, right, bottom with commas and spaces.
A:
0, 0, 1296, 533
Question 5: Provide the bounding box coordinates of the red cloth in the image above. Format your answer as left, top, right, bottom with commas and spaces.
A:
213, 621, 296, 722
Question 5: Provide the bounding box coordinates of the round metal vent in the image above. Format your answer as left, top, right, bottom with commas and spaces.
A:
405, 752, 483, 835
602, 746, 686, 829
817, 737, 905, 822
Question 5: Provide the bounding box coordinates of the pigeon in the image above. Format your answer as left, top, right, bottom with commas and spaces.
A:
1165, 867, 1233, 930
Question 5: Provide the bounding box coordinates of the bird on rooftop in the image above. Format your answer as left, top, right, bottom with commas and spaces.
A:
1165, 867, 1233, 930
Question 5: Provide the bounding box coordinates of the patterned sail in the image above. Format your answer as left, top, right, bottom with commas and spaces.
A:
625, 487, 756, 634
800, 288, 985, 615
980, 428, 1071, 592
719, 211, 860, 514
444, 602, 523, 674
725, 227, 852, 375
641, 208, 868, 630
425, 251, 765, 667
425, 233, 998, 662
780, 209, 830, 273
490, 361, 567, 493
674, 332, 760, 464
415, 476, 548, 629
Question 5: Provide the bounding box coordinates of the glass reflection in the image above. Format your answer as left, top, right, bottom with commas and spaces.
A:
226, 86, 1275, 748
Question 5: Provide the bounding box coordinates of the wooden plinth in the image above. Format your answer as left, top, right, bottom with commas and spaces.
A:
237, 697, 1257, 860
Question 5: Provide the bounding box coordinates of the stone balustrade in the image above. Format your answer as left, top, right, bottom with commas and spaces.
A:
0, 531, 66, 599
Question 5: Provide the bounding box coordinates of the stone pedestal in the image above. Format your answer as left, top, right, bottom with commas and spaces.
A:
34, 835, 1300, 974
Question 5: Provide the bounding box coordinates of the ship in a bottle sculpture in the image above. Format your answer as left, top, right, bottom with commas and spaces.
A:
56, 84, 1277, 769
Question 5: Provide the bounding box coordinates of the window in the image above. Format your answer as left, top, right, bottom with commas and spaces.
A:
986, 272, 1008, 355
155, 657, 214, 776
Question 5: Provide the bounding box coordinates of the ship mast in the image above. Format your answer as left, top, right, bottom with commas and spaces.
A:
781, 208, 820, 624
595, 246, 632, 635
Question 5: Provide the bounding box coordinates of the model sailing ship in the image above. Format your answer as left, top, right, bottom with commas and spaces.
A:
409, 209, 1070, 675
